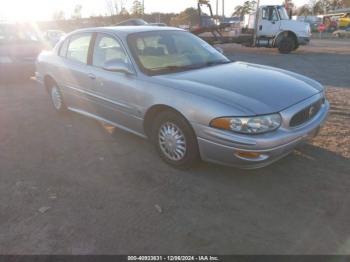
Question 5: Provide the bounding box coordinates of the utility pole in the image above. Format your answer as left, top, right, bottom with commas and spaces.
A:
222, 0, 225, 21
216, 0, 219, 17
253, 0, 260, 47
142, 0, 145, 14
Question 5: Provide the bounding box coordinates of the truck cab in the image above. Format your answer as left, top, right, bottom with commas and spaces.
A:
254, 5, 311, 53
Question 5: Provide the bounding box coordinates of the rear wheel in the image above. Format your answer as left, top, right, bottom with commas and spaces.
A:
152, 111, 200, 169
49, 84, 67, 113
278, 36, 295, 54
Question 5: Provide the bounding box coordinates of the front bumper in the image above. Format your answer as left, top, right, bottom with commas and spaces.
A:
298, 37, 310, 45
193, 93, 329, 169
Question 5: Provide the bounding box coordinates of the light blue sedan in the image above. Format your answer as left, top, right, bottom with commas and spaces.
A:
36, 26, 329, 169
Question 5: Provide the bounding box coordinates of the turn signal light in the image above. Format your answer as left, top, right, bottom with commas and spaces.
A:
235, 152, 262, 159
210, 118, 231, 130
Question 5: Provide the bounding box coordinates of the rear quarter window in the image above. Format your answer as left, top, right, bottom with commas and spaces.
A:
66, 33, 92, 64
58, 38, 69, 57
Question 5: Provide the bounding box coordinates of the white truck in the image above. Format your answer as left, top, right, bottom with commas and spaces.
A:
194, 4, 312, 54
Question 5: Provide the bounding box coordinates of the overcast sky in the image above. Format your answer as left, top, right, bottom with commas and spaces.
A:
0, 0, 307, 22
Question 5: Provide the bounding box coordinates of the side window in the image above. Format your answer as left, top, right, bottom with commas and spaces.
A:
66, 33, 92, 64
59, 38, 69, 57
92, 34, 129, 68
269, 8, 279, 21
262, 7, 268, 20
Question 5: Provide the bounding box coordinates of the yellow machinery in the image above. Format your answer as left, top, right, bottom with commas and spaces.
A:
339, 13, 350, 28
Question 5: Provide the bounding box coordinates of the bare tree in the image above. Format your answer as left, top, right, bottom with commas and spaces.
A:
309, 0, 317, 14
297, 4, 312, 16
312, 0, 331, 14
52, 10, 65, 21
131, 0, 143, 15
72, 4, 83, 19
118, 0, 128, 13
329, 0, 345, 10
105, 0, 119, 16
232, 1, 257, 19
170, 7, 199, 27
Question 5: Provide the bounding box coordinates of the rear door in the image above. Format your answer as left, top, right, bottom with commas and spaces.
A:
55, 33, 96, 112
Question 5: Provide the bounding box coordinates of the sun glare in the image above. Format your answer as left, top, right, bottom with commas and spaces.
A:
0, 0, 50, 22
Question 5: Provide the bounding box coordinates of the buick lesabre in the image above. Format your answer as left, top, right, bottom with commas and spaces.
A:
36, 26, 329, 169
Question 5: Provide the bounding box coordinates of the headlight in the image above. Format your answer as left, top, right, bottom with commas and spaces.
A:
210, 114, 282, 134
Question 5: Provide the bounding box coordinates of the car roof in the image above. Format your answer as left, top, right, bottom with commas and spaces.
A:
68, 26, 184, 38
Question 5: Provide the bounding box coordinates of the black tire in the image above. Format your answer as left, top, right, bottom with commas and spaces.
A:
278, 36, 295, 54
48, 83, 67, 114
293, 42, 300, 51
152, 111, 200, 169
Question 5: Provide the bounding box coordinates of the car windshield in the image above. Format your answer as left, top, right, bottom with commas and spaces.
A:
277, 6, 290, 20
128, 30, 231, 75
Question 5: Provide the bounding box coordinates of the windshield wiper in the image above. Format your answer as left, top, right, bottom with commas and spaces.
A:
204, 60, 232, 66
150, 64, 201, 73
148, 61, 232, 75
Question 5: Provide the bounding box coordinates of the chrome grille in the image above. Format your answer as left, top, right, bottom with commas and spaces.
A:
290, 98, 324, 127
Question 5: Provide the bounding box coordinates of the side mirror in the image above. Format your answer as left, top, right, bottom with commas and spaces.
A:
103, 60, 133, 75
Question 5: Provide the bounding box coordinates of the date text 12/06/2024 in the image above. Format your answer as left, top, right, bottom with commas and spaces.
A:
127, 255, 220, 261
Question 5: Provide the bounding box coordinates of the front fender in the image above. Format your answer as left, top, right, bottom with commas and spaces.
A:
273, 30, 297, 47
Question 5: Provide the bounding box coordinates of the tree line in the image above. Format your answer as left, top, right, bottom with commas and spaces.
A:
232, 0, 350, 18
47, 0, 350, 31
296, 0, 349, 16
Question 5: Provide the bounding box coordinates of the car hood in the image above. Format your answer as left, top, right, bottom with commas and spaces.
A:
154, 62, 323, 115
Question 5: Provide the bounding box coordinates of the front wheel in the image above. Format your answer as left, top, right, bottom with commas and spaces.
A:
152, 111, 200, 169
278, 36, 295, 54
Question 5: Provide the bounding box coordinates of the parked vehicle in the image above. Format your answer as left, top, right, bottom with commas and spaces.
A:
150, 23, 167, 27
116, 19, 149, 26
0, 23, 44, 81
294, 16, 323, 32
44, 30, 66, 47
332, 27, 350, 38
193, 1, 311, 54
116, 19, 166, 27
36, 27, 329, 169
339, 13, 350, 28
322, 11, 350, 31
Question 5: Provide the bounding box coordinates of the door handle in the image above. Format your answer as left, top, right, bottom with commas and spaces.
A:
87, 73, 96, 80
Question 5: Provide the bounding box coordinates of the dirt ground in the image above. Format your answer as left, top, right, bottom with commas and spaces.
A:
0, 39, 349, 255
314, 87, 350, 158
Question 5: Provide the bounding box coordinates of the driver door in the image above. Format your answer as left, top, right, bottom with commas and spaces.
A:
258, 6, 281, 37
87, 33, 143, 132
